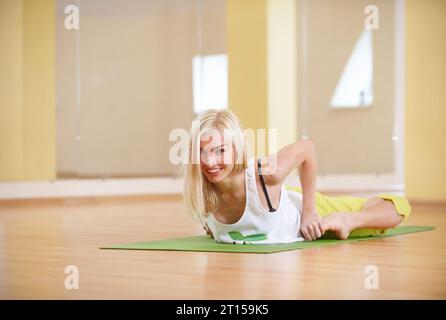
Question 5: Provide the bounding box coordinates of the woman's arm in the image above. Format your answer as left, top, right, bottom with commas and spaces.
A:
296, 143, 325, 240
260, 139, 325, 240
297, 141, 317, 217
260, 139, 315, 186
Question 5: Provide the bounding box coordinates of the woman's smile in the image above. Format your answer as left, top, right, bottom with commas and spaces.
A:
206, 166, 224, 176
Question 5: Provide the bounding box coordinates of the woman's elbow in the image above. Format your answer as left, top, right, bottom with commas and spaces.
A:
295, 139, 316, 167
295, 139, 315, 155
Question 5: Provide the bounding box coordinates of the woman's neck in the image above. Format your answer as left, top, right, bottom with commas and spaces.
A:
214, 169, 245, 199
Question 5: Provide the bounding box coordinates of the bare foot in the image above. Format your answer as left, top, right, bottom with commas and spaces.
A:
323, 212, 356, 240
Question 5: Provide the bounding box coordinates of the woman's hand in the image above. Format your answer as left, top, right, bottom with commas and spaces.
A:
203, 224, 214, 239
300, 211, 326, 241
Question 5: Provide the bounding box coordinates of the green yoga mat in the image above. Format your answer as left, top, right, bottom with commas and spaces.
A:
100, 226, 434, 254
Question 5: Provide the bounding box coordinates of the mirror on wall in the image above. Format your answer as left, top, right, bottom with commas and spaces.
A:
56, 0, 226, 179
297, 0, 404, 181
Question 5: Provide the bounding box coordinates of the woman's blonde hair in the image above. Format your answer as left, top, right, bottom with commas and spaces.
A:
183, 109, 247, 226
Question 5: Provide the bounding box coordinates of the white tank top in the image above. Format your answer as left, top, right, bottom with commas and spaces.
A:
206, 158, 305, 244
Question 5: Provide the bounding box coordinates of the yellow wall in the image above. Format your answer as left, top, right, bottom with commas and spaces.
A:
227, 0, 298, 158
226, 0, 268, 132
0, 0, 23, 180
405, 0, 446, 201
267, 0, 298, 150
0, 0, 55, 181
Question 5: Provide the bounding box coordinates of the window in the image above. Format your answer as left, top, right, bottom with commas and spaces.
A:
330, 29, 373, 108
192, 54, 228, 114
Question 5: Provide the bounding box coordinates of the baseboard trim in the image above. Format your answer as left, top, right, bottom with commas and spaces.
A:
0, 178, 183, 200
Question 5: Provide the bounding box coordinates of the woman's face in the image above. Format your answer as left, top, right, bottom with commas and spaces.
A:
199, 129, 236, 183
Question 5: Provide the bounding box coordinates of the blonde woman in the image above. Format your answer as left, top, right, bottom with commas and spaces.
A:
183, 109, 411, 244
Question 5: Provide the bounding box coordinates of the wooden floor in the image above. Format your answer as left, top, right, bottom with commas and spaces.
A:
0, 194, 445, 299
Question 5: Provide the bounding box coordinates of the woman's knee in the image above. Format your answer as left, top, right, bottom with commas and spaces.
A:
361, 197, 386, 210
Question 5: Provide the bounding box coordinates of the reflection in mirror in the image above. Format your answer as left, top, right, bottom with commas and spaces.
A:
298, 0, 403, 178
330, 29, 374, 109
192, 54, 228, 114
56, 0, 226, 179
